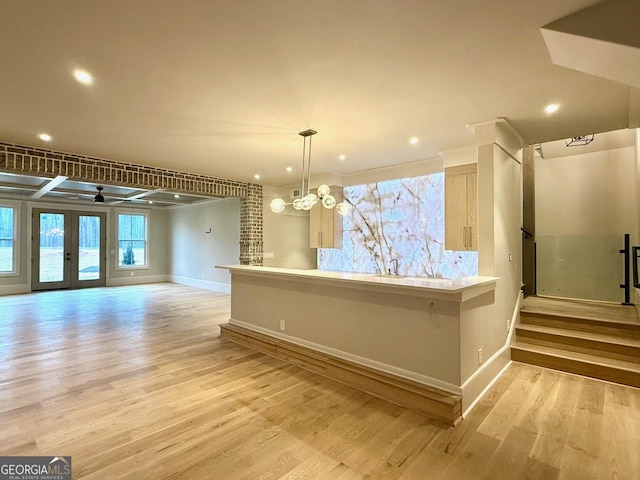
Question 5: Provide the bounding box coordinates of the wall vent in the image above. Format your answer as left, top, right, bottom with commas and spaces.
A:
290, 188, 302, 199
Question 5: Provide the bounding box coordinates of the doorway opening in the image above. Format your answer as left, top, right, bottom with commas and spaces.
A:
32, 208, 107, 291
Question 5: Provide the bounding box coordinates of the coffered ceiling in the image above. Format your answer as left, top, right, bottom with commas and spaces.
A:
0, 171, 215, 207
0, 0, 638, 189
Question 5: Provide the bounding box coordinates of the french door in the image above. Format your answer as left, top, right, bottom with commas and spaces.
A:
32, 209, 107, 290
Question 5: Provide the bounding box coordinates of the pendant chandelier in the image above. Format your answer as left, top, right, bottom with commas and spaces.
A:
565, 134, 594, 147
270, 129, 350, 216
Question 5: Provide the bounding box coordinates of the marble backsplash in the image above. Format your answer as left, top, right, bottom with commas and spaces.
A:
318, 173, 478, 279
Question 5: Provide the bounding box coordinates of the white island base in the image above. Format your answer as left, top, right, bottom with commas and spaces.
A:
218, 265, 500, 425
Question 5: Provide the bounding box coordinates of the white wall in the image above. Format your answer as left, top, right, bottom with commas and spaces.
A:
262, 189, 317, 269
168, 197, 240, 291
457, 121, 523, 412
468, 142, 521, 371
536, 146, 636, 235
230, 273, 464, 386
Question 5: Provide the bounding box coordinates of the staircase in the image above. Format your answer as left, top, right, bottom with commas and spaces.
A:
512, 297, 640, 388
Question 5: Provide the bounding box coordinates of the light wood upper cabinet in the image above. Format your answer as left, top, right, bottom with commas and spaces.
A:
445, 164, 477, 251
310, 186, 343, 249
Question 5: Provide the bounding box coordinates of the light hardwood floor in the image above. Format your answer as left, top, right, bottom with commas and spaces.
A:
1, 283, 639, 479
523, 295, 640, 324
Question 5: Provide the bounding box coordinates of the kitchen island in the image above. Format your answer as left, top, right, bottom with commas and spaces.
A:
217, 265, 501, 425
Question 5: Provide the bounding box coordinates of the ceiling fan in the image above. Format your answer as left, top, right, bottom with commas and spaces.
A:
90, 185, 133, 204
94, 186, 105, 203
73, 185, 128, 204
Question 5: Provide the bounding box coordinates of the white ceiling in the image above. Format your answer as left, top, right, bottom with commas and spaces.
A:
0, 0, 638, 188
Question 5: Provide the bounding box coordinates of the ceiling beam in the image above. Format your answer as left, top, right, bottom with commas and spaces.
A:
30, 175, 68, 199
124, 188, 164, 200
0, 182, 40, 191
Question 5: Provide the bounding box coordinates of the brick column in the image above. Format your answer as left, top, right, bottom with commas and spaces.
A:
239, 182, 263, 265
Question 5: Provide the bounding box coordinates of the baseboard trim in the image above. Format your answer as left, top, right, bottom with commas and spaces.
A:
170, 275, 231, 293
107, 274, 170, 287
220, 323, 462, 426
0, 284, 30, 296
459, 291, 520, 417
461, 353, 512, 417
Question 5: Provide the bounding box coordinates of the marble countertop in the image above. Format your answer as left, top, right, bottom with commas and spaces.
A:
217, 265, 499, 300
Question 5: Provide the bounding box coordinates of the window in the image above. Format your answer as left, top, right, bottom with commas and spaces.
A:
0, 205, 16, 274
117, 212, 148, 268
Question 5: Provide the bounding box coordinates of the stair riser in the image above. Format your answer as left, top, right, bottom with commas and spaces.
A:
511, 348, 640, 389
520, 314, 640, 339
516, 330, 640, 364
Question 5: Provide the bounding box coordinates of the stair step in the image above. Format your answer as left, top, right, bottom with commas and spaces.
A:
511, 342, 640, 388
516, 324, 640, 364
520, 310, 640, 339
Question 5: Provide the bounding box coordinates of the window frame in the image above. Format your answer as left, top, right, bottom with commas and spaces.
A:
115, 209, 150, 270
0, 201, 20, 276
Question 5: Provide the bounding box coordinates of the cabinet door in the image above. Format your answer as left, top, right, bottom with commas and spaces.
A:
445, 164, 477, 251
466, 171, 477, 250
309, 186, 343, 249
310, 203, 323, 248
445, 173, 468, 250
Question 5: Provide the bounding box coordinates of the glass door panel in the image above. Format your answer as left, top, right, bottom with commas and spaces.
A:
34, 211, 70, 289
78, 215, 101, 282
32, 209, 106, 291
39, 212, 66, 283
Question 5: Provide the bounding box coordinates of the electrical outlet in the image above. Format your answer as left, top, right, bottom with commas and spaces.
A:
263, 252, 275, 259
130, 271, 134, 277
279, 320, 285, 331
478, 348, 483, 364
507, 318, 511, 333
509, 253, 512, 262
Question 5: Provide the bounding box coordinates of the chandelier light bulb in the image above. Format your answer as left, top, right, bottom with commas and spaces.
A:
317, 184, 331, 198
322, 195, 336, 209
292, 198, 303, 210
335, 202, 351, 216
270, 197, 286, 213
306, 193, 318, 205
301, 197, 313, 210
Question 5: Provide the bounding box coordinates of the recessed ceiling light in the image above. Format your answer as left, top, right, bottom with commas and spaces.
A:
38, 133, 52, 142
148, 200, 153, 204
338, 154, 346, 161
174, 194, 180, 199
254, 174, 260, 180
286, 167, 293, 173
73, 69, 93, 85
544, 103, 559, 114
409, 137, 419, 145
